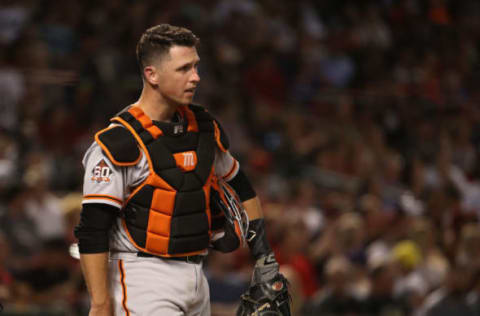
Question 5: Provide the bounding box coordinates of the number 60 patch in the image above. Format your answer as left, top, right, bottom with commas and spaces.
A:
91, 159, 113, 183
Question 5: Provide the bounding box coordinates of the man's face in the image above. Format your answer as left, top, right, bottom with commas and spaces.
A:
153, 45, 200, 106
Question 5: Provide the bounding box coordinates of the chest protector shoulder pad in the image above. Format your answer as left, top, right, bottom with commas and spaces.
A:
95, 125, 141, 166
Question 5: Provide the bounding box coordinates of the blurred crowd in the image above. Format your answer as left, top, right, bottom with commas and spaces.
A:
1, 0, 480, 315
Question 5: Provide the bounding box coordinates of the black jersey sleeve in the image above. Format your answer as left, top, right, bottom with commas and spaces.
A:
74, 203, 117, 253
227, 168, 257, 202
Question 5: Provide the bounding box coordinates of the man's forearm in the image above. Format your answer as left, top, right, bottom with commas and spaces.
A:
243, 196, 275, 260
242, 196, 263, 221
243, 196, 279, 285
79, 252, 111, 307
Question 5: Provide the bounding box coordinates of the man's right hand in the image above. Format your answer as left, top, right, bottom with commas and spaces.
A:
78, 253, 113, 316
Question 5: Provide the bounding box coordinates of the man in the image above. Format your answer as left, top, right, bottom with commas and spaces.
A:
75, 24, 289, 315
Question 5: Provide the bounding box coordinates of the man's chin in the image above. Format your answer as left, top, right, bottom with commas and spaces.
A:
181, 96, 194, 105
168, 97, 191, 107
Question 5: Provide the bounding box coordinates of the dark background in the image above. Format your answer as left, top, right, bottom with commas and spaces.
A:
1, 0, 480, 315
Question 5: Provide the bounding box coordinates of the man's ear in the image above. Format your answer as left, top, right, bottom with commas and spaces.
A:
144, 66, 159, 85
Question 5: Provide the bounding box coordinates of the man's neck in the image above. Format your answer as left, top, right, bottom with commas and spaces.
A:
133, 88, 179, 122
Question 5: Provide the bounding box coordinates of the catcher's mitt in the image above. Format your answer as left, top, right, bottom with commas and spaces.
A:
237, 273, 291, 316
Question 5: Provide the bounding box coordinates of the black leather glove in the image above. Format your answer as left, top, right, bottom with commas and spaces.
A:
237, 219, 291, 315
237, 269, 291, 316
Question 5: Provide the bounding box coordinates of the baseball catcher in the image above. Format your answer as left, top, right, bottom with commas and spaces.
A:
75, 23, 289, 316
210, 177, 291, 315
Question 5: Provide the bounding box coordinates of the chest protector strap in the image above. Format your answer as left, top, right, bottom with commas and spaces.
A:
111, 105, 218, 257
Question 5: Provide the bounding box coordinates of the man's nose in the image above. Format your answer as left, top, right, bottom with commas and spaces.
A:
191, 69, 200, 83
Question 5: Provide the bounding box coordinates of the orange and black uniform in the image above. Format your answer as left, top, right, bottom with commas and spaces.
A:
75, 104, 256, 255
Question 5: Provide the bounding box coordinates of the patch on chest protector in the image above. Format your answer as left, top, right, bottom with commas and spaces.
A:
173, 151, 198, 172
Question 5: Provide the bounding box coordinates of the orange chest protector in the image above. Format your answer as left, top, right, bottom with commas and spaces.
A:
95, 105, 228, 257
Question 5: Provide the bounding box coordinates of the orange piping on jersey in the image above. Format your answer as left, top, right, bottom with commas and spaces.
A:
222, 159, 238, 181
118, 260, 130, 316
83, 194, 123, 205
94, 126, 142, 166
180, 105, 199, 132
213, 120, 227, 152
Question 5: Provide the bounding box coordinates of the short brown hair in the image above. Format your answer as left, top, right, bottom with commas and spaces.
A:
136, 24, 199, 71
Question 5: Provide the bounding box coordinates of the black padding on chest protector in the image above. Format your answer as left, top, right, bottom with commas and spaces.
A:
124, 204, 149, 231
188, 106, 216, 185
210, 188, 223, 216
198, 121, 214, 132
174, 190, 206, 215
209, 187, 226, 232
97, 126, 140, 164
195, 133, 216, 181
188, 103, 206, 113
129, 120, 144, 134
191, 108, 210, 120
126, 224, 147, 248
188, 104, 229, 150
146, 141, 177, 172
211, 216, 225, 232
180, 172, 203, 191
171, 213, 209, 237
189, 105, 214, 131
159, 168, 184, 190
161, 132, 199, 153
128, 185, 155, 209
215, 119, 230, 150
119, 112, 144, 133
168, 233, 210, 254
124, 185, 155, 231
119, 111, 135, 123
138, 130, 154, 145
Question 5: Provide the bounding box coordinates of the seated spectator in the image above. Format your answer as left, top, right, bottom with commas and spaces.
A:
302, 255, 359, 316
359, 261, 409, 316
424, 266, 475, 316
